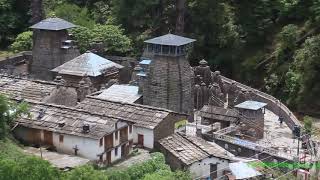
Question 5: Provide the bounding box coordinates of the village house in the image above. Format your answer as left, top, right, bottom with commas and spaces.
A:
51, 51, 123, 89
158, 132, 234, 179
13, 101, 133, 164
199, 105, 240, 129
76, 96, 188, 149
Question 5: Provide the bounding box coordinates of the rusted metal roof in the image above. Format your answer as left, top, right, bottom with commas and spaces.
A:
144, 34, 196, 46
76, 96, 173, 129
199, 105, 239, 122
159, 133, 232, 165
52, 52, 124, 77
16, 102, 123, 139
30, 18, 76, 31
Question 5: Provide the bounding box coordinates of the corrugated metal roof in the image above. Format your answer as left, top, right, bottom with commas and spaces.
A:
139, 59, 152, 65
229, 162, 262, 179
235, 100, 267, 110
30, 18, 76, 31
144, 34, 195, 46
52, 52, 124, 77
96, 85, 141, 103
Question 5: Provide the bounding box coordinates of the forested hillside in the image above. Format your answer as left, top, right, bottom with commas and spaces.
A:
1, 0, 319, 115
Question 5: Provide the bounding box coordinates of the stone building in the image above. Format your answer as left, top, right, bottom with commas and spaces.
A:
158, 133, 233, 179
14, 102, 133, 164
142, 34, 195, 114
235, 100, 267, 139
51, 51, 123, 89
199, 105, 240, 129
30, 18, 80, 80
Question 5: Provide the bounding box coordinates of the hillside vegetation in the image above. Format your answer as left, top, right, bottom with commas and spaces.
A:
1, 0, 319, 115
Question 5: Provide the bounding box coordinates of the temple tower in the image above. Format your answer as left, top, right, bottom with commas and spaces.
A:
142, 34, 195, 114
30, 18, 80, 80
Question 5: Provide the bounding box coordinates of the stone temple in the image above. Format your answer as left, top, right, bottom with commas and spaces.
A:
141, 34, 195, 114
30, 18, 80, 80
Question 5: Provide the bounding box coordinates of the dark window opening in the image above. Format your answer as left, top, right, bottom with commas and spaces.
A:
59, 135, 64, 143
115, 147, 118, 156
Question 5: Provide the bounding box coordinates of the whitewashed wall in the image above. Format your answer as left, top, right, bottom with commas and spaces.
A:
189, 157, 230, 179
53, 133, 104, 160
133, 126, 154, 149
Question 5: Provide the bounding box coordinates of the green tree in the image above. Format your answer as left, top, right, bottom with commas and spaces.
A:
286, 35, 320, 112
0, 0, 30, 48
49, 3, 95, 28
63, 165, 108, 180
0, 156, 60, 180
303, 116, 313, 133
70, 26, 94, 53
10, 31, 33, 52
92, 24, 132, 55
0, 94, 29, 139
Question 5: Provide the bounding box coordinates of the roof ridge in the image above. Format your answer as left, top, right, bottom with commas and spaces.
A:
176, 132, 212, 157
87, 96, 176, 113
24, 99, 126, 122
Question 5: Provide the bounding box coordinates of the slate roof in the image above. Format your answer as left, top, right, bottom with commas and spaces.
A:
199, 105, 239, 122
235, 101, 267, 111
96, 85, 142, 103
0, 76, 56, 102
144, 34, 196, 46
30, 18, 76, 31
159, 133, 232, 165
16, 102, 122, 139
76, 96, 176, 129
52, 52, 124, 77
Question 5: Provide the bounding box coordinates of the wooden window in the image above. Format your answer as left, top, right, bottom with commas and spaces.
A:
129, 125, 132, 133
59, 135, 64, 143
115, 147, 118, 156
99, 138, 103, 147
115, 131, 118, 140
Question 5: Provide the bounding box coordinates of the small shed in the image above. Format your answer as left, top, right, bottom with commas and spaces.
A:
199, 105, 239, 128
52, 52, 123, 89
158, 133, 233, 179
235, 101, 267, 139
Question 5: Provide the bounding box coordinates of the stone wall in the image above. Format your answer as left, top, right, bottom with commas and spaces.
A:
222, 76, 301, 130
31, 30, 80, 80
0, 51, 32, 70
143, 55, 194, 114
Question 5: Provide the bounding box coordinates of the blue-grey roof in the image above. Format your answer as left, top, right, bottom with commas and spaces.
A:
235, 101, 267, 110
96, 85, 141, 103
144, 34, 196, 46
51, 52, 123, 77
139, 59, 152, 65
30, 18, 76, 31
229, 162, 262, 179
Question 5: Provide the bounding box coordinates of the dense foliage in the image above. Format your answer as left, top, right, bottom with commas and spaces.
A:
10, 31, 33, 52
0, 141, 191, 180
0, 94, 29, 139
1, 0, 320, 115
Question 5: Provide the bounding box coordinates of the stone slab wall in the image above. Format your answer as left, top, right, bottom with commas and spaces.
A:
143, 55, 194, 114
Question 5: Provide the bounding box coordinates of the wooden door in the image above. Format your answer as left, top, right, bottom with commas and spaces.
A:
138, 134, 144, 146
210, 163, 218, 179
43, 130, 53, 146
28, 128, 41, 145
105, 134, 113, 150
107, 151, 111, 164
